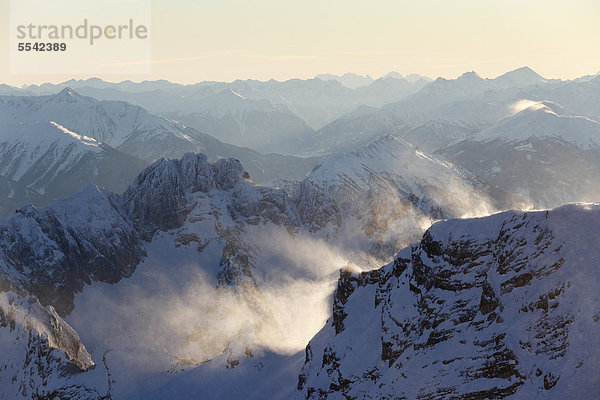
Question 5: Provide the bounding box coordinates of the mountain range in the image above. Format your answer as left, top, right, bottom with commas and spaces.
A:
0, 155, 597, 397
0, 89, 322, 218
0, 66, 599, 399
440, 101, 600, 208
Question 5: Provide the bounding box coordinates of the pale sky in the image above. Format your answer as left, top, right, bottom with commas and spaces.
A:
1, 0, 599, 86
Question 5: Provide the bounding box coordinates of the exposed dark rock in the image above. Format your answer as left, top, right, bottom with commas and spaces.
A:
298, 206, 598, 399
479, 282, 500, 314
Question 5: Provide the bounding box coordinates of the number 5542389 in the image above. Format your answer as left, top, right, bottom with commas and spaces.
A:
17, 42, 67, 51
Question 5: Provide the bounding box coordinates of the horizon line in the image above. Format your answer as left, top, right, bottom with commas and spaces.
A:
3, 66, 600, 89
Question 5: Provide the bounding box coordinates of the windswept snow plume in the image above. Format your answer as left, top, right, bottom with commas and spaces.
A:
67, 227, 353, 376
441, 101, 600, 209
509, 99, 544, 115
305, 135, 513, 261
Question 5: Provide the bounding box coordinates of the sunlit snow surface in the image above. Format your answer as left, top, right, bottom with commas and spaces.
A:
298, 204, 600, 399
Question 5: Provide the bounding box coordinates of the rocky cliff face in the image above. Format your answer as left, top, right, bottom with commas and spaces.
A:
0, 185, 145, 315
0, 153, 340, 316
0, 292, 98, 400
123, 153, 249, 241
6, 151, 592, 400
0, 153, 343, 399
297, 204, 600, 399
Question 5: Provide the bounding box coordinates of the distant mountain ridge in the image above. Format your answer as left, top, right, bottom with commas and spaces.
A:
439, 101, 600, 208
0, 89, 323, 218
11, 73, 432, 135
301, 66, 599, 158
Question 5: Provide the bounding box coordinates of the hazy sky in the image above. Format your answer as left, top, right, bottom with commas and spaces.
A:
1, 0, 599, 86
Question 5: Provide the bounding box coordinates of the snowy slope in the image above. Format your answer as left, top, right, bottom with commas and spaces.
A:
440, 101, 600, 208
0, 111, 147, 218
0, 185, 145, 315
305, 135, 523, 261
307, 71, 515, 155
0, 148, 507, 399
304, 106, 408, 156
396, 99, 513, 153
0, 90, 152, 212
471, 101, 600, 148
0, 153, 346, 399
0, 121, 104, 183
0, 148, 588, 399
0, 88, 200, 155
163, 87, 315, 155
0, 120, 146, 199
0, 90, 321, 187
0, 292, 97, 399
308, 135, 488, 208
525, 75, 600, 121
493, 66, 549, 88
298, 204, 600, 399
303, 67, 576, 156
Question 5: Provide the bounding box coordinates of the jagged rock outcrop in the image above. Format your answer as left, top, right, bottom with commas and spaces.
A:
0, 293, 101, 399
0, 153, 339, 317
0, 186, 145, 315
0, 152, 343, 398
123, 153, 249, 240
0, 293, 93, 370
292, 180, 341, 232
297, 204, 600, 399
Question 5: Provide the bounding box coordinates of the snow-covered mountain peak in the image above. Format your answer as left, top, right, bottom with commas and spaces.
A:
308, 135, 472, 197
0, 90, 196, 150
383, 71, 404, 80
46, 87, 93, 107
508, 100, 570, 117
509, 65, 540, 76
531, 101, 569, 116
123, 153, 251, 240
494, 66, 547, 88
126, 153, 249, 198
408, 71, 493, 103
473, 100, 600, 147
0, 120, 108, 185
304, 134, 509, 260
52, 87, 82, 102
458, 70, 483, 81
440, 97, 600, 208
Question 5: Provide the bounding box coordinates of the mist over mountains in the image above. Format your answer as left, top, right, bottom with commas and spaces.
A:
0, 67, 599, 399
